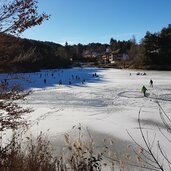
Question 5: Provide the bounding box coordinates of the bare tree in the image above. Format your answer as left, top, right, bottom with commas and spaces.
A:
0, 0, 49, 34
0, 0, 48, 130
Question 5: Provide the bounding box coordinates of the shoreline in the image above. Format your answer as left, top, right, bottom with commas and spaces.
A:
1, 61, 171, 73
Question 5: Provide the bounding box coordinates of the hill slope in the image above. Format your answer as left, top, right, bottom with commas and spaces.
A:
0, 34, 71, 73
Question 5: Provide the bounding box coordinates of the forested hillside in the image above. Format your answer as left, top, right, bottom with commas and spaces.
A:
0, 33, 71, 72
129, 25, 171, 70
0, 24, 171, 73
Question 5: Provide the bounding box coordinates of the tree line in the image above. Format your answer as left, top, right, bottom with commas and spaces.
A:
141, 25, 171, 66
62, 24, 171, 70
0, 33, 72, 72
0, 25, 171, 72
128, 24, 171, 69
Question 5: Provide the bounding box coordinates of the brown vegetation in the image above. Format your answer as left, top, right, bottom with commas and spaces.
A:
0, 81, 32, 131
0, 33, 72, 73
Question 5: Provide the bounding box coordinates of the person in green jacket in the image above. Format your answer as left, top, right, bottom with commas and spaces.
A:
141, 85, 147, 97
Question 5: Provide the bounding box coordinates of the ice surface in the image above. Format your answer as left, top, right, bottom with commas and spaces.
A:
1, 67, 171, 169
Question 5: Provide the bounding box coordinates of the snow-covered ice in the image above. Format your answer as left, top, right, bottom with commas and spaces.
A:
1, 67, 171, 169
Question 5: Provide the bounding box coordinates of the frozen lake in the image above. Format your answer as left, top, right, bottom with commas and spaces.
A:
1, 67, 171, 170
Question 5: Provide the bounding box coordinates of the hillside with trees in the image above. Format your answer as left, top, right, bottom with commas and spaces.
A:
0, 33, 71, 72
129, 24, 171, 70
0, 24, 171, 72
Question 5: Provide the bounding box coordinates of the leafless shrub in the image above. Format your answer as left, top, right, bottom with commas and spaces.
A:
2, 122, 165, 171
0, 132, 57, 171
61, 125, 103, 171
0, 126, 103, 171
0, 81, 32, 131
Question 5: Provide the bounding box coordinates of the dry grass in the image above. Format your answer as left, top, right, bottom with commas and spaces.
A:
0, 125, 154, 171
0, 128, 103, 171
0, 132, 57, 171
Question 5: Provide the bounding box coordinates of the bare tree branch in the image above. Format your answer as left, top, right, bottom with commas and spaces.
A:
0, 0, 49, 34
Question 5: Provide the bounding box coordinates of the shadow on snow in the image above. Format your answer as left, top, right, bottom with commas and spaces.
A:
0, 67, 107, 90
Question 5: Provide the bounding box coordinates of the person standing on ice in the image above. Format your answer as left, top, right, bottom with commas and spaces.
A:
150, 79, 153, 87
141, 85, 147, 97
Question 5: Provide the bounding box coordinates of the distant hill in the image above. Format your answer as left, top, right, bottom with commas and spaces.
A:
1, 23, 171, 73
0, 33, 71, 73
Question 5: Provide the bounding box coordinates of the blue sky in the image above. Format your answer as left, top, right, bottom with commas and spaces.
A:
22, 0, 171, 45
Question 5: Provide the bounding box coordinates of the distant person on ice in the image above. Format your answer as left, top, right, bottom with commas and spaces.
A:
150, 79, 153, 87
141, 85, 147, 97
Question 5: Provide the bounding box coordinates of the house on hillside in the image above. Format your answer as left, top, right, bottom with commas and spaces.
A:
112, 49, 129, 61
100, 49, 114, 64
82, 50, 100, 58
